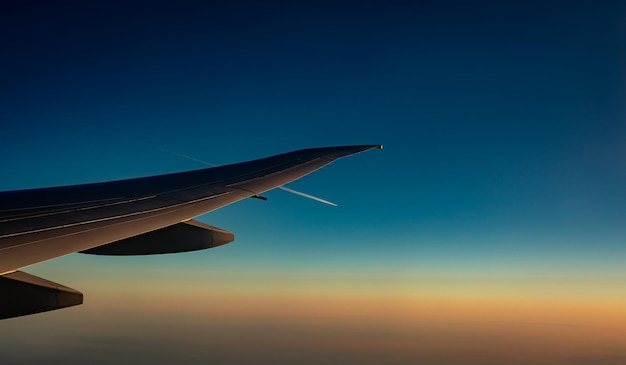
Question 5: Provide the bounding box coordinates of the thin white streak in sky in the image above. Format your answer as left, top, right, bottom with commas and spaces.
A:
148, 145, 336, 207
152, 146, 218, 167
278, 186, 338, 207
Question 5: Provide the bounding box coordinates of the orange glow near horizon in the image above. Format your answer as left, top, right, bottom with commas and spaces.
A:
19, 261, 626, 364
70, 287, 626, 365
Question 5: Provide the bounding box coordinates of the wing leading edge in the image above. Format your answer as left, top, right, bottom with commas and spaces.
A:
0, 145, 381, 319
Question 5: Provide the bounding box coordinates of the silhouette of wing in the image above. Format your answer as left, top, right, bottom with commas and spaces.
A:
0, 145, 381, 319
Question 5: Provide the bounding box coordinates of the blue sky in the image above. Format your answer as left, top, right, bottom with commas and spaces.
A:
1, 1, 625, 364
3, 0, 625, 265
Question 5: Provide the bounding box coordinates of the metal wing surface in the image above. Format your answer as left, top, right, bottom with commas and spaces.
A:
0, 145, 381, 319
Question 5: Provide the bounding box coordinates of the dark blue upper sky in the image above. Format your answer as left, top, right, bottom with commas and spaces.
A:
1, 0, 625, 271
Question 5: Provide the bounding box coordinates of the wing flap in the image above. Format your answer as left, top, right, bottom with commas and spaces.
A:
0, 271, 83, 319
80, 220, 234, 255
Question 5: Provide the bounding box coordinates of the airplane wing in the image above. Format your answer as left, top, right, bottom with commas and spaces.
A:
0, 145, 381, 319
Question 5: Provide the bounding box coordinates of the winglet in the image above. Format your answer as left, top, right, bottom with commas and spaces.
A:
317, 144, 383, 161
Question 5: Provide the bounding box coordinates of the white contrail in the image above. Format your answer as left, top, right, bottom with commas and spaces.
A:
150, 145, 218, 167
277, 186, 338, 207
146, 144, 337, 207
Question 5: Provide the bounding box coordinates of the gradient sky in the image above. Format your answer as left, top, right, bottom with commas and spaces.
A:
1, 1, 626, 364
